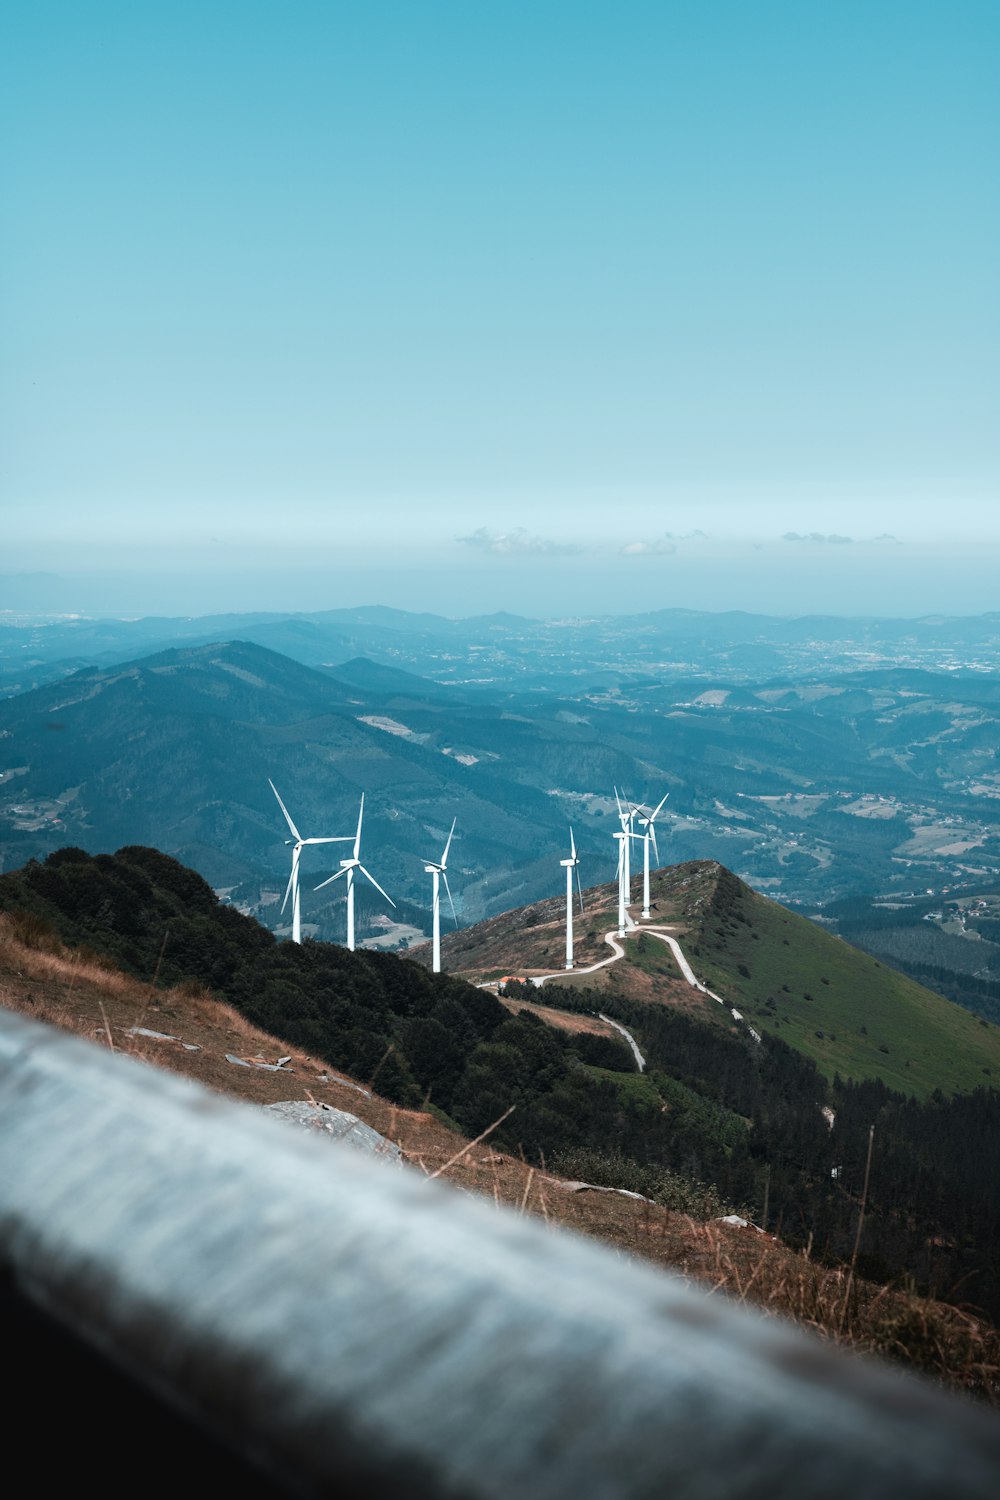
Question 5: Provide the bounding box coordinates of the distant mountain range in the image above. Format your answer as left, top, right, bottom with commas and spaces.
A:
0, 639, 587, 934
2, 608, 999, 988
4, 600, 1000, 698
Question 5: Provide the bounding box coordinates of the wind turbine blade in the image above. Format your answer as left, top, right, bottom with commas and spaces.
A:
314, 866, 350, 892
575, 863, 585, 914
442, 816, 456, 868
353, 793, 365, 861
280, 864, 296, 914
569, 824, 576, 862
269, 779, 301, 843
614, 786, 624, 818
358, 864, 396, 908
651, 825, 660, 863
302, 836, 352, 846
650, 792, 670, 822
443, 871, 459, 928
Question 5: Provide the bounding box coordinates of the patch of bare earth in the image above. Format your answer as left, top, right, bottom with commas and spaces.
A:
1, 921, 996, 1406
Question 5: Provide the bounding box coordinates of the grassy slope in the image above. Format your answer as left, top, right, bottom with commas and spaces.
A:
687, 877, 1000, 1099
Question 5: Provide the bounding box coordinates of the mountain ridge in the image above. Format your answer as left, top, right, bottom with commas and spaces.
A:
413, 859, 1000, 1100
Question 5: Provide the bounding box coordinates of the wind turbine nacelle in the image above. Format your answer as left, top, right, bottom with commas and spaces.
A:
560, 858, 576, 868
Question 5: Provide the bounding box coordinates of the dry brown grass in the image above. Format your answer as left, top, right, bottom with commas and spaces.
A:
1, 920, 997, 1405
680, 1218, 1000, 1402
498, 998, 622, 1036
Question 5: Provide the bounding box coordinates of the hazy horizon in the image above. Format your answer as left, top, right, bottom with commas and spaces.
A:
3, 555, 1000, 625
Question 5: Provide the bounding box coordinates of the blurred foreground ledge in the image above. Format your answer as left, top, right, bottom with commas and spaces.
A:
1, 1009, 997, 1499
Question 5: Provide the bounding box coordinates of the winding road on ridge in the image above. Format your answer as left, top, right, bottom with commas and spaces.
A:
529, 922, 762, 1051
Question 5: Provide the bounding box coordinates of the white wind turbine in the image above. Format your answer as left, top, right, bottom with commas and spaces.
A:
268, 779, 349, 945
423, 817, 458, 974
560, 826, 585, 969
313, 793, 395, 951
635, 793, 670, 919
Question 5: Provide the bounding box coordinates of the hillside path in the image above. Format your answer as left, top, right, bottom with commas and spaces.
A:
529, 922, 762, 1046
530, 923, 679, 989
598, 1013, 646, 1072
531, 930, 625, 985
640, 930, 724, 1003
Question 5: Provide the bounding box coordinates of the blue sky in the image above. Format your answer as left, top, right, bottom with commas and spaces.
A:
3, 2, 998, 617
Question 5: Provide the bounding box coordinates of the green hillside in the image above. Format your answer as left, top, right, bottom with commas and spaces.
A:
684, 866, 1000, 1100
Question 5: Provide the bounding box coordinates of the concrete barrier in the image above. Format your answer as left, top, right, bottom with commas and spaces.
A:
0, 1009, 997, 1497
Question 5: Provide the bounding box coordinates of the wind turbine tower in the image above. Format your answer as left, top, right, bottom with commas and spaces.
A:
314, 793, 395, 951
268, 779, 348, 944
615, 787, 636, 908
560, 826, 584, 969
423, 817, 458, 974
637, 793, 670, 919
613, 830, 629, 938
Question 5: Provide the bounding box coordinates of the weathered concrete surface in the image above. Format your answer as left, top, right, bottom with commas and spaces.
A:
0, 1009, 998, 1500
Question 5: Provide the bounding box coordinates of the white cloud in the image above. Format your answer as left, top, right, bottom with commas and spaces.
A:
457, 526, 580, 556
783, 531, 853, 544
622, 538, 677, 556
782, 531, 902, 546
621, 529, 706, 556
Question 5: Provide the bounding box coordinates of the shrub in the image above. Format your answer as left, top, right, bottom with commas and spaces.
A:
7, 909, 62, 953
549, 1148, 734, 1220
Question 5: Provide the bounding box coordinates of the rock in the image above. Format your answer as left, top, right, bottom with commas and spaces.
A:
554, 1179, 655, 1204
716, 1214, 764, 1232
262, 1101, 402, 1164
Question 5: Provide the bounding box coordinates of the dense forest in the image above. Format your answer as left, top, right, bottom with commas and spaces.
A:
545, 980, 1000, 1320
3, 847, 999, 1322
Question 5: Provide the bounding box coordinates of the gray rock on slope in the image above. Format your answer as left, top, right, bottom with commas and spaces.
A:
263, 1101, 402, 1164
